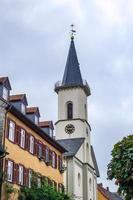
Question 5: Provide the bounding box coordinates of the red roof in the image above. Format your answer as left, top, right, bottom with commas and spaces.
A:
39, 121, 54, 129
10, 94, 25, 101
9, 94, 28, 105
26, 107, 40, 117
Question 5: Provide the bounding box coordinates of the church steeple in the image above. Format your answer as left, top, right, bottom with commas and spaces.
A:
55, 33, 91, 96
62, 38, 83, 87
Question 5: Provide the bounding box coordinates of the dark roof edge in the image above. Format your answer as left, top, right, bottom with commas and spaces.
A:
91, 146, 100, 177
6, 105, 66, 153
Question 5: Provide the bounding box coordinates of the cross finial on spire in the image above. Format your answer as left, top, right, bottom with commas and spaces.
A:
70, 24, 76, 40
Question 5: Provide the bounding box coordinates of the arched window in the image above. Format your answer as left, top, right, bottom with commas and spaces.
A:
78, 173, 81, 186
89, 178, 92, 191
67, 102, 73, 119
86, 143, 89, 163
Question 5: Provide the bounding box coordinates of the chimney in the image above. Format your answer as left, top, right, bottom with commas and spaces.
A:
98, 183, 103, 187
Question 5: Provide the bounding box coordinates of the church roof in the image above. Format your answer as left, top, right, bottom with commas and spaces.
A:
62, 38, 83, 87
91, 146, 100, 177
57, 137, 85, 157
55, 38, 91, 96
57, 138, 100, 177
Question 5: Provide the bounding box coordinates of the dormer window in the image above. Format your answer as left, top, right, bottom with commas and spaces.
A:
21, 103, 26, 114
3, 87, 8, 100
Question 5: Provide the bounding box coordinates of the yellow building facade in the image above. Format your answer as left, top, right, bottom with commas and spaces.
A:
0, 77, 66, 199
97, 184, 109, 200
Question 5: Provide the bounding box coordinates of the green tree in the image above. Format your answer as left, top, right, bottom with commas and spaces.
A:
107, 135, 133, 200
18, 184, 72, 200
18, 172, 72, 200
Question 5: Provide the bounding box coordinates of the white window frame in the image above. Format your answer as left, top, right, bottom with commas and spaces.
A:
20, 129, 25, 148
21, 103, 25, 114
30, 136, 34, 154
3, 87, 8, 100
9, 120, 15, 142
52, 152, 55, 168
19, 165, 24, 185
7, 160, 13, 182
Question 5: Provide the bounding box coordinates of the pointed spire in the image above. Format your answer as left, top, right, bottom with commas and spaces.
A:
62, 36, 83, 87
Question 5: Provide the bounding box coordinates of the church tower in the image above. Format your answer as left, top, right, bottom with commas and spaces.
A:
55, 33, 99, 200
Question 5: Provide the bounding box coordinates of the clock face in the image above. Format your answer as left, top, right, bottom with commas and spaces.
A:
65, 124, 75, 134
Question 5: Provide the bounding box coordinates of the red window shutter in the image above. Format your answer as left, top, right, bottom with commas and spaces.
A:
4, 158, 8, 180
42, 144, 46, 161
12, 161, 14, 184
32, 136, 35, 155
16, 125, 21, 145
23, 167, 28, 186
14, 122, 17, 144
34, 138, 38, 156
6, 118, 10, 138
49, 150, 52, 166
13, 163, 16, 184
13, 163, 19, 184
25, 132, 30, 151
58, 155, 61, 170
55, 153, 57, 169
26, 168, 29, 187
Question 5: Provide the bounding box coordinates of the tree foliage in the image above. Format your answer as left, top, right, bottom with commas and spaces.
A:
18, 184, 72, 200
107, 135, 133, 200
18, 172, 72, 200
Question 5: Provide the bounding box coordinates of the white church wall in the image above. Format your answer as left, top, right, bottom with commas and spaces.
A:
76, 145, 84, 163
58, 87, 88, 120
56, 119, 86, 139
87, 167, 98, 200
73, 159, 83, 200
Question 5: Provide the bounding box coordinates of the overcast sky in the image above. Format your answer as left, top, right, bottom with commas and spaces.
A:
0, 0, 133, 192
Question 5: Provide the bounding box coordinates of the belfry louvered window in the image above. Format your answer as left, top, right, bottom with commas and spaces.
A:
67, 102, 73, 119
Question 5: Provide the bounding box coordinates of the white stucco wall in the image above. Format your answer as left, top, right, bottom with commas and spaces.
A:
73, 159, 83, 200
58, 87, 88, 120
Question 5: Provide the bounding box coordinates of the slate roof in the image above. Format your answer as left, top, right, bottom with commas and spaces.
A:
57, 137, 85, 157
91, 146, 100, 177
98, 184, 123, 200
62, 38, 83, 87
57, 138, 100, 177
